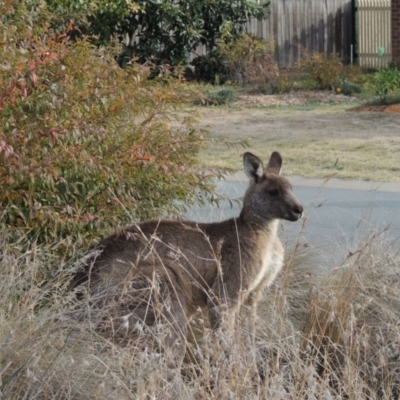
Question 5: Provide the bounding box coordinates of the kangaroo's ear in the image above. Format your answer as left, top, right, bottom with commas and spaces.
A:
266, 151, 282, 175
243, 152, 264, 182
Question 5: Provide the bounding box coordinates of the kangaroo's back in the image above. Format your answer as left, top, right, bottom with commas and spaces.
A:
79, 219, 226, 305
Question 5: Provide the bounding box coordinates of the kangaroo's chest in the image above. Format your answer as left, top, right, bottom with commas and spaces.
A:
247, 236, 284, 293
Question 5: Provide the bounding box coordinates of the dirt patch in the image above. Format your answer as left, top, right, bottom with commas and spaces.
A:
196, 92, 400, 182
235, 90, 400, 113
350, 103, 400, 113
235, 90, 359, 108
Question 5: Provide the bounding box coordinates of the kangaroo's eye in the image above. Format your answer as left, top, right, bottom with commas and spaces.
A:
268, 189, 279, 196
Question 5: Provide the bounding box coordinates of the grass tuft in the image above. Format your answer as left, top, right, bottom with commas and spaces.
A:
1, 228, 399, 399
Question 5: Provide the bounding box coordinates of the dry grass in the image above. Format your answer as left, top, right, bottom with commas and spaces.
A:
196, 103, 400, 182
202, 136, 400, 182
1, 226, 400, 399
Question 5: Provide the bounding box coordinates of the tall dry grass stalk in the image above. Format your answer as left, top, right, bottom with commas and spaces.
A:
1, 227, 399, 399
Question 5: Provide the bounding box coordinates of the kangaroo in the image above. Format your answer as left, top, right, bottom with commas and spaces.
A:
73, 151, 303, 363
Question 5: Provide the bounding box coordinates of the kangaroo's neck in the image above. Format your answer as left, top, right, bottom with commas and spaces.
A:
237, 210, 279, 233
237, 213, 279, 237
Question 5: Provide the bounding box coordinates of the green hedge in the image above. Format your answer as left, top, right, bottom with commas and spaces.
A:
0, 1, 218, 246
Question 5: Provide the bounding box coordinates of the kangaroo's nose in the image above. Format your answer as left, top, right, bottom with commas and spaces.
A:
293, 204, 303, 219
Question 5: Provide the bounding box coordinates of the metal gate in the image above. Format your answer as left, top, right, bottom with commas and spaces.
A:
357, 0, 391, 69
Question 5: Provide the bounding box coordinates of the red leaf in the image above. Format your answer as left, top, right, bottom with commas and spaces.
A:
45, 51, 58, 61
0, 140, 14, 158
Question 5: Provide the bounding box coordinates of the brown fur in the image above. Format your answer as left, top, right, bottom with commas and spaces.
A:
72, 152, 303, 363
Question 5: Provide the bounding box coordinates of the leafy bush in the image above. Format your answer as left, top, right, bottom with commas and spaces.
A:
299, 51, 344, 90
342, 64, 366, 85
194, 34, 280, 92
191, 51, 229, 85
374, 67, 400, 102
299, 51, 366, 96
46, 0, 271, 66
204, 87, 237, 105
336, 80, 362, 96
219, 34, 279, 92
0, 1, 219, 245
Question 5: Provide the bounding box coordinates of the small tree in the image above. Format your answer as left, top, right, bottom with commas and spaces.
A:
0, 0, 219, 246
46, 0, 271, 66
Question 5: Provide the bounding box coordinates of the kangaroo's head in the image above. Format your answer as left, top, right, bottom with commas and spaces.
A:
241, 151, 303, 223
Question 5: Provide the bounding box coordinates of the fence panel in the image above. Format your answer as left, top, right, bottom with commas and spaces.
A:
357, 0, 391, 69
246, 0, 354, 68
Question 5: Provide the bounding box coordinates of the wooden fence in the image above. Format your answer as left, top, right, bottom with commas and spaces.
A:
127, 0, 394, 69
192, 0, 355, 68
246, 0, 355, 68
357, 0, 391, 69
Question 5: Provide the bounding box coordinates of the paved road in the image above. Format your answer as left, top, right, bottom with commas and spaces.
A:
186, 174, 400, 271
